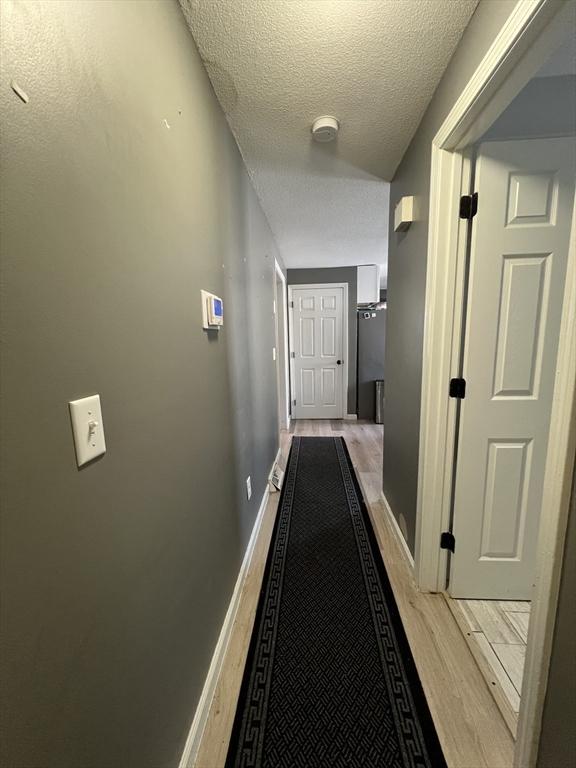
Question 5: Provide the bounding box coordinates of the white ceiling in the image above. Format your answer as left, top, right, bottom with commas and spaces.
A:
180, 0, 479, 285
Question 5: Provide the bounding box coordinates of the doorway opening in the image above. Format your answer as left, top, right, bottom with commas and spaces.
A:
415, 5, 576, 766
445, 114, 574, 735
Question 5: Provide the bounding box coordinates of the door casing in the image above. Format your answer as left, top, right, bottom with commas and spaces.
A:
274, 260, 290, 431
413, 2, 576, 767
288, 282, 349, 420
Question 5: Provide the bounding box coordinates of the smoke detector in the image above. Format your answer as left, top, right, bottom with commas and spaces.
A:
311, 116, 339, 143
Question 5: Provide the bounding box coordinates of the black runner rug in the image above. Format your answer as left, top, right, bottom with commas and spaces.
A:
226, 436, 446, 768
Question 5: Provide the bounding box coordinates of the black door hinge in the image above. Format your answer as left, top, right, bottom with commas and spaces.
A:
449, 378, 466, 399
289, 300, 294, 308
459, 192, 478, 220
440, 531, 455, 553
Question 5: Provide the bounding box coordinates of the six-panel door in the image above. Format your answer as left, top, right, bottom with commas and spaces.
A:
291, 286, 344, 419
450, 138, 576, 599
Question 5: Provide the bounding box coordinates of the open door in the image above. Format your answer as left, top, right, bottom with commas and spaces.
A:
449, 138, 576, 599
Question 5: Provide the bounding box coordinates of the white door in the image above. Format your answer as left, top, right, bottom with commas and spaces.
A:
290, 285, 345, 419
450, 138, 576, 599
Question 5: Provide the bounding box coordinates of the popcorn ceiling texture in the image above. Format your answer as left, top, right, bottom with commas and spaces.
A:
180, 0, 478, 283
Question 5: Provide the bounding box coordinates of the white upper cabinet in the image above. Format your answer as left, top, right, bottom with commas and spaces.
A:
357, 265, 380, 305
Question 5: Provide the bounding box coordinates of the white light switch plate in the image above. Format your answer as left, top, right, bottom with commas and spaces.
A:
69, 394, 106, 467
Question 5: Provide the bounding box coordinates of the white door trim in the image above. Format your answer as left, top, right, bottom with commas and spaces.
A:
274, 260, 290, 430
288, 283, 349, 420
414, 2, 575, 766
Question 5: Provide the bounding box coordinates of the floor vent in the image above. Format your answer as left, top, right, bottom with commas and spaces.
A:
269, 463, 284, 492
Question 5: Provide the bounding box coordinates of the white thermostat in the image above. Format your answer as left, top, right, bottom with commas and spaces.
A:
201, 289, 224, 330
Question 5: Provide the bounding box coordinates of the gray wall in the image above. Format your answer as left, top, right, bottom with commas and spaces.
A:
287, 267, 357, 413
484, 75, 576, 141
537, 465, 576, 767
0, 2, 281, 767
357, 306, 386, 421
383, 0, 517, 551
224, 173, 283, 546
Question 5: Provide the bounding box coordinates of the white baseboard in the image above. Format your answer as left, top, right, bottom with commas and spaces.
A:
380, 491, 414, 569
178, 476, 272, 768
344, 413, 358, 421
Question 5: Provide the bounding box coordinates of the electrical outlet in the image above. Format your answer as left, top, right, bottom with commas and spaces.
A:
246, 476, 252, 500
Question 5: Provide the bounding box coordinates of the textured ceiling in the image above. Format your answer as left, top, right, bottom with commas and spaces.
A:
180, 0, 478, 284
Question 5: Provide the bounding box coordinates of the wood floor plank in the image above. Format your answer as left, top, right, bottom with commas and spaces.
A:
492, 643, 526, 694
358, 471, 382, 504
465, 600, 524, 644
446, 597, 519, 737
473, 634, 521, 717
504, 612, 530, 643
498, 601, 531, 613
454, 599, 483, 632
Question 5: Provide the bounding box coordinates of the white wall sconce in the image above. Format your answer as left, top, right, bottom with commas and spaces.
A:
394, 196, 415, 232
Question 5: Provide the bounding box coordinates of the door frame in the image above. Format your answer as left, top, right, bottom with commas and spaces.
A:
414, 2, 576, 766
274, 260, 290, 430
288, 282, 349, 420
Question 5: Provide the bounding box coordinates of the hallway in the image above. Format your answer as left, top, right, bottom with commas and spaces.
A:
195, 422, 513, 768
2, 2, 575, 767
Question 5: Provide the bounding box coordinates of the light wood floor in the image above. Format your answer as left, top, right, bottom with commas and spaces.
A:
193, 419, 514, 768
447, 597, 530, 736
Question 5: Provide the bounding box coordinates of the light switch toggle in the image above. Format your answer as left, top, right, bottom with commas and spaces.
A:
69, 394, 106, 467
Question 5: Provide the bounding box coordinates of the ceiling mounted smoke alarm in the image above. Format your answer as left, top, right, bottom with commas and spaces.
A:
311, 116, 339, 143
